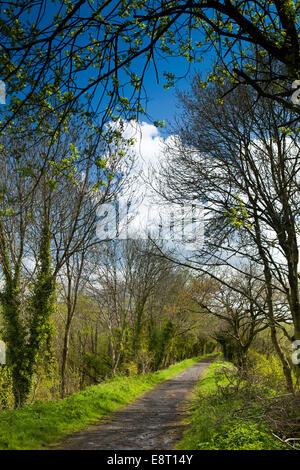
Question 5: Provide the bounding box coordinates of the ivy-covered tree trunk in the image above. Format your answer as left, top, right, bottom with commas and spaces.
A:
1, 280, 30, 407
0, 213, 31, 407
1, 215, 56, 407
26, 217, 56, 400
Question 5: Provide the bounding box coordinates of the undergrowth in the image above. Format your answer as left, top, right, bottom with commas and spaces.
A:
176, 360, 299, 450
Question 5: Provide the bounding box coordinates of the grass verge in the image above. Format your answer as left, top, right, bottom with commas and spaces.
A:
175, 360, 290, 450
0, 354, 213, 450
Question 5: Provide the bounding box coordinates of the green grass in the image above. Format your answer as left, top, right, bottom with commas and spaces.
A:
176, 360, 288, 450
0, 355, 213, 450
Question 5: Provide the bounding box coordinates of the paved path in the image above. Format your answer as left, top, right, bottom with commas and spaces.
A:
55, 356, 215, 450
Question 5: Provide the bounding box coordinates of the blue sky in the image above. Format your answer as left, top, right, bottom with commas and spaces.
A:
1, 1, 218, 133
37, 2, 216, 128
138, 53, 215, 127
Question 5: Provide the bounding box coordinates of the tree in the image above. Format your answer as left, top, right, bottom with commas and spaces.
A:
189, 270, 269, 371
55, 131, 133, 397
84, 241, 131, 376
0, 0, 300, 136
0, 111, 133, 405
86, 239, 175, 373
156, 74, 300, 391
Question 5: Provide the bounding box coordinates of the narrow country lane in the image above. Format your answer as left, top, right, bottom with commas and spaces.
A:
55, 356, 216, 450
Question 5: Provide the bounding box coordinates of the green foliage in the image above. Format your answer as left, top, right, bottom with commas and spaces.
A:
120, 361, 139, 376
224, 195, 253, 229
248, 350, 297, 392
213, 330, 240, 365
82, 352, 111, 381
0, 366, 14, 409
149, 320, 175, 369
30, 364, 60, 403
197, 423, 286, 450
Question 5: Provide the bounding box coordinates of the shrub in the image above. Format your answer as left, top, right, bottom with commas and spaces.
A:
196, 423, 286, 450
0, 366, 14, 409
248, 350, 295, 392
176, 360, 292, 450
120, 361, 138, 376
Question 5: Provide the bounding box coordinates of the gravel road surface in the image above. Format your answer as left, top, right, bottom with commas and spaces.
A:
55, 356, 216, 450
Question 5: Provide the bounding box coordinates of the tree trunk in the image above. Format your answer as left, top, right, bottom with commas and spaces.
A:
269, 322, 295, 394
60, 319, 71, 398
254, 208, 295, 394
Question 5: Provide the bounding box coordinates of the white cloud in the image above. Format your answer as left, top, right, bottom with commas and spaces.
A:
122, 120, 164, 169
106, 120, 205, 253
115, 120, 167, 238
